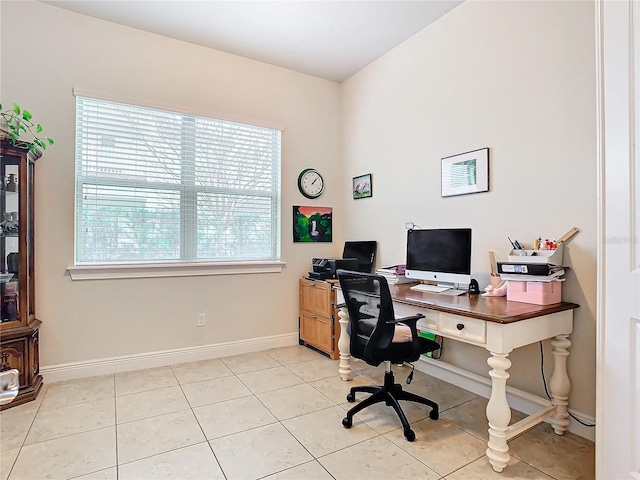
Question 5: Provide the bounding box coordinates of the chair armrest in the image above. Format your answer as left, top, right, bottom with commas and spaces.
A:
392, 313, 436, 359
392, 314, 423, 344
391, 313, 425, 325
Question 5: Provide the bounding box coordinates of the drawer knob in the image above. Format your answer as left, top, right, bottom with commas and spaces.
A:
456, 323, 465, 331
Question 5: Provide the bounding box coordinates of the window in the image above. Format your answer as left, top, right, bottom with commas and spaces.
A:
74, 95, 281, 268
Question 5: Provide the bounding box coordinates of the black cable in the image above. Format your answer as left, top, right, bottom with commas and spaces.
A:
406, 364, 414, 384
404, 336, 443, 384
539, 341, 595, 427
433, 336, 443, 359
539, 341, 552, 399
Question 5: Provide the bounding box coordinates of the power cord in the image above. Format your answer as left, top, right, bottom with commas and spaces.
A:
539, 341, 595, 427
405, 336, 444, 385
432, 336, 443, 359
406, 364, 414, 384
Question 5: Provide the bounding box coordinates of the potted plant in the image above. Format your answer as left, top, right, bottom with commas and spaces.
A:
0, 103, 54, 153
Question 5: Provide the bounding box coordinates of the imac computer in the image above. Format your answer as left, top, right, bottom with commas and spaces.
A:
342, 241, 377, 273
405, 228, 472, 293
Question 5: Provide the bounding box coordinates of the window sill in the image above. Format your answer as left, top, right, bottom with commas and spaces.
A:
67, 260, 286, 281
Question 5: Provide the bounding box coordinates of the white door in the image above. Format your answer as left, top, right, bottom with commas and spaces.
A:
597, 1, 640, 478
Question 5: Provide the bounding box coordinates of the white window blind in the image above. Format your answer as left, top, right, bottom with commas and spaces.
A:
74, 96, 281, 265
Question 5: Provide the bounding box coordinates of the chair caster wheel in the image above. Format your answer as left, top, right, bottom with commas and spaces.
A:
346, 393, 355, 403
342, 417, 352, 428
404, 429, 416, 442
429, 409, 439, 420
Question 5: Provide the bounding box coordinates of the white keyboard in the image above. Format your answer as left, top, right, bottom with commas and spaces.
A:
410, 284, 450, 293
439, 289, 468, 296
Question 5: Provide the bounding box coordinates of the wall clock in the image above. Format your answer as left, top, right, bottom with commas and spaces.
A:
297, 168, 324, 199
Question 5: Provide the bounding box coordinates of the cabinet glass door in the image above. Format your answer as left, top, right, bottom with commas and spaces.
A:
0, 152, 23, 327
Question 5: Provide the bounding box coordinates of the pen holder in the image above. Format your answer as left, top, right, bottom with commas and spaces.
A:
490, 276, 502, 288
508, 244, 563, 265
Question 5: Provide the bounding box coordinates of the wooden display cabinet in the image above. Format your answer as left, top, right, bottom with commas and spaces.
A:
0, 140, 42, 410
299, 278, 339, 359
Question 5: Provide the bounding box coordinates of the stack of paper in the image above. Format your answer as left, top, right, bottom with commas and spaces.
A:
376, 265, 412, 284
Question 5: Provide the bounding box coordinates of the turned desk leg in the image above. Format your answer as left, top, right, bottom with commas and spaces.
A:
337, 306, 351, 381
549, 335, 572, 435
486, 352, 512, 473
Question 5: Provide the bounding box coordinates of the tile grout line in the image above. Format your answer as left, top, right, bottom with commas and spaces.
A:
259, 351, 338, 479
170, 363, 229, 480
112, 373, 119, 480
1, 347, 593, 479
4, 382, 48, 480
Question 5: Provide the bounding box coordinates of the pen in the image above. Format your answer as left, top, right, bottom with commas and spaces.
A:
508, 237, 518, 249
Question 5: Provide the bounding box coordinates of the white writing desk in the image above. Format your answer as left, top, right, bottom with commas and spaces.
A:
335, 283, 578, 473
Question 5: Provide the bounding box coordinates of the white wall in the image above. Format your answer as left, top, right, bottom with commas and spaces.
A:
1, 2, 344, 366
2, 0, 597, 421
341, 0, 597, 417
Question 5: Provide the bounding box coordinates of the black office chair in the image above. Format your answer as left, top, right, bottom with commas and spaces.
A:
336, 269, 440, 442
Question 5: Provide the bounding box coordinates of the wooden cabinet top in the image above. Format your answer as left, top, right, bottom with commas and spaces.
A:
0, 139, 42, 162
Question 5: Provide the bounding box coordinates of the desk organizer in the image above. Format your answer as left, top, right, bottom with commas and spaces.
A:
507, 280, 562, 305
508, 243, 563, 264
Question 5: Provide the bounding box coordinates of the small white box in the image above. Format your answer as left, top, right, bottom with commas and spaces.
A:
508, 243, 563, 265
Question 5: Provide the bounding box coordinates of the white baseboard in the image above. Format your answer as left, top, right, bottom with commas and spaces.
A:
41, 335, 595, 443
41, 333, 299, 383
415, 356, 596, 442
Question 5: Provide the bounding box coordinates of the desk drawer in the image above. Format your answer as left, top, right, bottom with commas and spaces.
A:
415, 313, 437, 332
395, 304, 438, 330
439, 313, 486, 344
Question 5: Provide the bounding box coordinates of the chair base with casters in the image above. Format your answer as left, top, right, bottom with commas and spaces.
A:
341, 362, 439, 442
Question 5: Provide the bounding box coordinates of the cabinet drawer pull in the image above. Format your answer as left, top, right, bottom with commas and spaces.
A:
456, 323, 465, 330
309, 314, 317, 319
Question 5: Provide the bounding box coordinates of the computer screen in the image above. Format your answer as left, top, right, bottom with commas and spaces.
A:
405, 228, 472, 286
342, 241, 377, 273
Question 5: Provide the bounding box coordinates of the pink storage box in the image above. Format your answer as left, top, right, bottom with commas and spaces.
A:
507, 281, 562, 305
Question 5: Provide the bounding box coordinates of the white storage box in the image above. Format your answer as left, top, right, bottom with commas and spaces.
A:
508, 243, 563, 265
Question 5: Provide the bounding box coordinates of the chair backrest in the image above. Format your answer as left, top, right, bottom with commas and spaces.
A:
336, 270, 396, 366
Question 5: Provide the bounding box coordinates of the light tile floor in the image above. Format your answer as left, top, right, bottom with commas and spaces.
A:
0, 345, 595, 480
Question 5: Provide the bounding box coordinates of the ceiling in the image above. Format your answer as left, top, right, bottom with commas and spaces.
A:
43, 1, 464, 83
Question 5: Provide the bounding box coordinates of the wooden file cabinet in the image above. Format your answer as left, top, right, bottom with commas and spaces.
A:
299, 278, 339, 359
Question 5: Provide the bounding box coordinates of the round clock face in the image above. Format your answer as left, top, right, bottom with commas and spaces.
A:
298, 168, 324, 199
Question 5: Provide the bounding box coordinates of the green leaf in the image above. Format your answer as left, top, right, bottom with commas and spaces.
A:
1, 102, 54, 151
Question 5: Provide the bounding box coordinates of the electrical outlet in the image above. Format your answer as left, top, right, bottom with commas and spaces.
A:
197, 313, 206, 327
